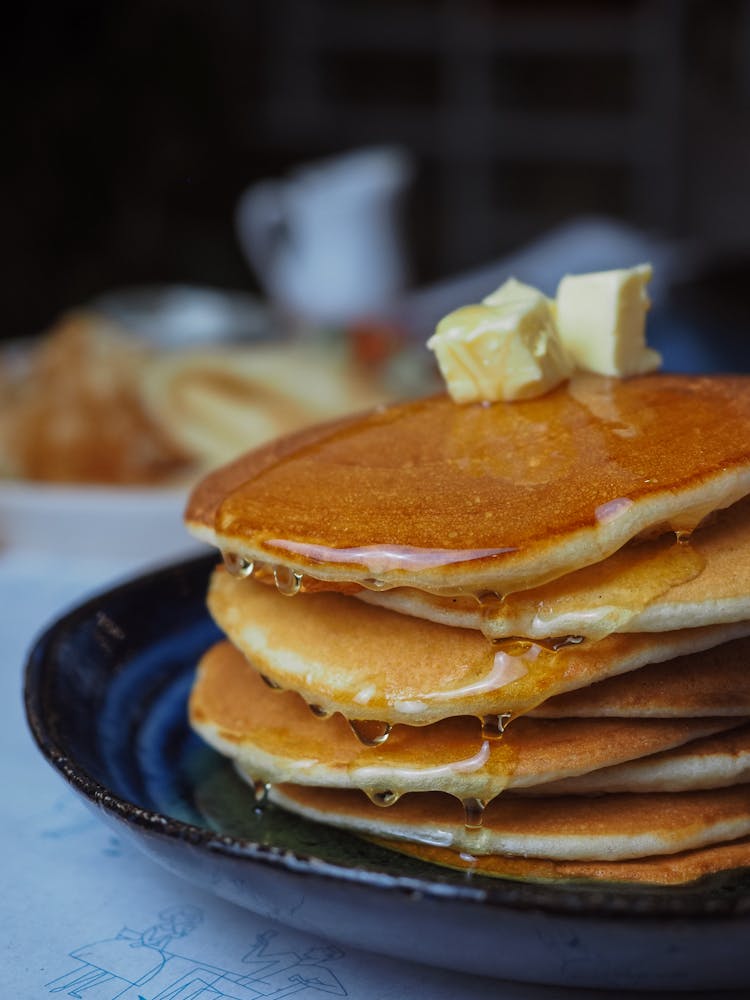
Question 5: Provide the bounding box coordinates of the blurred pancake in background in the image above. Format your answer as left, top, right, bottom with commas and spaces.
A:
0, 306, 388, 487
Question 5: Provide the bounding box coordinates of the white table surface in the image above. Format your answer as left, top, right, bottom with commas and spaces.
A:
0, 541, 740, 999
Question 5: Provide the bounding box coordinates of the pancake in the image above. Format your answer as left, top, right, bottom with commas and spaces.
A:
191, 640, 739, 800
270, 782, 750, 861
207, 567, 750, 725
186, 368, 750, 884
532, 635, 750, 718
367, 835, 750, 887
185, 374, 750, 595
521, 724, 750, 795
356, 494, 750, 640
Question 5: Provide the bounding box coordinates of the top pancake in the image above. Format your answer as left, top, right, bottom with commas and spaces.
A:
186, 374, 750, 593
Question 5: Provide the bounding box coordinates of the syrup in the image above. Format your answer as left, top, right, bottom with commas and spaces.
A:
462, 797, 487, 829
364, 788, 401, 807
223, 551, 254, 578
259, 673, 283, 691
348, 719, 393, 747
273, 565, 303, 597
252, 779, 271, 807
308, 703, 333, 719
481, 713, 512, 739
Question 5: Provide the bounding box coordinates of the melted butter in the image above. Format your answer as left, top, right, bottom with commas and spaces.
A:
207, 375, 750, 591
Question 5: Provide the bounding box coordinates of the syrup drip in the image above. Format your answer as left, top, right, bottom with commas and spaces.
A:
462, 797, 487, 830
675, 529, 693, 545
273, 565, 303, 596
259, 673, 283, 691
362, 577, 390, 591
481, 713, 511, 739
253, 779, 271, 807
458, 850, 479, 878
348, 719, 393, 746
223, 551, 254, 578
364, 788, 401, 807
476, 590, 503, 607
308, 703, 333, 719
538, 635, 584, 652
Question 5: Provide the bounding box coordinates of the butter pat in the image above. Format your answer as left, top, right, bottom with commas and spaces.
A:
483, 276, 553, 309
427, 280, 573, 403
555, 264, 661, 376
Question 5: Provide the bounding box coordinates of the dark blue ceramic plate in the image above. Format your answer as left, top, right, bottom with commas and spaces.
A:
25, 556, 750, 991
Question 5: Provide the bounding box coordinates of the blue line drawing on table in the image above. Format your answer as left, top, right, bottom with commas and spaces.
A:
45, 905, 203, 999
45, 910, 348, 1000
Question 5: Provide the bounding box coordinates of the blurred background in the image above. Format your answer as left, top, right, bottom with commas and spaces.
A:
4, 0, 750, 358
2, 0, 750, 558
3, 1, 750, 497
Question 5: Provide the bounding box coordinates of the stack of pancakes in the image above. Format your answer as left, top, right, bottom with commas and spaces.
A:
185, 372, 750, 885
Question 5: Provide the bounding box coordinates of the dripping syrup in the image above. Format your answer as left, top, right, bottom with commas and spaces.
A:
462, 797, 487, 830
273, 565, 303, 596
223, 551, 255, 578
348, 719, 393, 747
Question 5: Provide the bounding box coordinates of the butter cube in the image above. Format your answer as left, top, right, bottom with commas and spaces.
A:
483, 276, 553, 310
427, 286, 573, 404
555, 264, 661, 376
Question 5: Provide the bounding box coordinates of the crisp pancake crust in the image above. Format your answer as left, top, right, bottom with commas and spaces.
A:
186, 374, 750, 592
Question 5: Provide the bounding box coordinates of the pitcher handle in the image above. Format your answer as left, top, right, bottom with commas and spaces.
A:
235, 181, 287, 290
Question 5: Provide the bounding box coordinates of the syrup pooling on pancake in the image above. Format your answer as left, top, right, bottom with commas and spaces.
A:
191, 640, 740, 807
357, 530, 707, 640
185, 375, 750, 595
357, 494, 750, 640
207, 568, 750, 726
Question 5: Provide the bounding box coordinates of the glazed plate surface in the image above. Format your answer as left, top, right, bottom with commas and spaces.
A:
24, 555, 750, 991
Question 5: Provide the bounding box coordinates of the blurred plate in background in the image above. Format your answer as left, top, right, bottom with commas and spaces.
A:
90, 284, 272, 349
0, 480, 203, 571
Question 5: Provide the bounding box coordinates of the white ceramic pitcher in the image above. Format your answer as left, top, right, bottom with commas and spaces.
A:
236, 146, 413, 326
